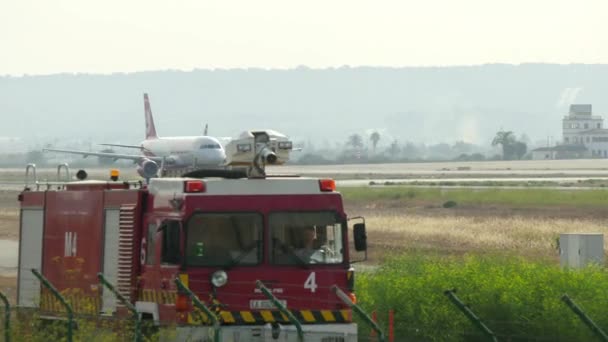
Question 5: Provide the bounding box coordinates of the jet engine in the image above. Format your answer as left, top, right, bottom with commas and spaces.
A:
225, 130, 293, 177
259, 146, 277, 164
137, 159, 159, 179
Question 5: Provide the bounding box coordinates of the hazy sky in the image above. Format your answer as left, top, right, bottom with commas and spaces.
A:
1, 0, 607, 75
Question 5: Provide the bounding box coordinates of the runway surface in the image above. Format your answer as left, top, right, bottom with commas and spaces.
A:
269, 159, 608, 176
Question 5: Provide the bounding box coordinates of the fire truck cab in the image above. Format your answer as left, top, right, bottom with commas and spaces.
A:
17, 164, 367, 341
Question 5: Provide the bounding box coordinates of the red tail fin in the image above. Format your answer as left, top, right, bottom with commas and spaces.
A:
144, 93, 158, 140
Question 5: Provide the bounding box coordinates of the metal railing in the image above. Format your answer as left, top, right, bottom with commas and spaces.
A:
31, 269, 74, 342
332, 285, 385, 342
174, 277, 221, 342
444, 289, 498, 342
562, 294, 608, 342
97, 273, 142, 342
0, 291, 10, 342
24, 163, 38, 190
256, 280, 304, 342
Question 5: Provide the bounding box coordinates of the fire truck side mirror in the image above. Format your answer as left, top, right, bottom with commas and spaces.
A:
353, 223, 367, 252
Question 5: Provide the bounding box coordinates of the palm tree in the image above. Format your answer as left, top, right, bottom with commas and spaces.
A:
388, 140, 400, 159
370, 131, 381, 152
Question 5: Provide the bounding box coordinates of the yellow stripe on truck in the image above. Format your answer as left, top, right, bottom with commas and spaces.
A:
300, 310, 315, 322
241, 311, 256, 323
321, 310, 336, 322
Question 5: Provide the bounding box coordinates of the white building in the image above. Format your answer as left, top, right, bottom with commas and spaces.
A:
532, 104, 608, 159
562, 104, 603, 145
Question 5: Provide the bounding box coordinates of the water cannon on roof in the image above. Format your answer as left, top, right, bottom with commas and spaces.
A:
225, 129, 293, 177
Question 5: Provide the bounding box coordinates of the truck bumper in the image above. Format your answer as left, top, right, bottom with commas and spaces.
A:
173, 323, 357, 342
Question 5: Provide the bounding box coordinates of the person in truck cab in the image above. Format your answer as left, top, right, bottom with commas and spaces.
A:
293, 226, 326, 263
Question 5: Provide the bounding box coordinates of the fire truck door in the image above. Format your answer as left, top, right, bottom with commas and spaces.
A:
139, 220, 181, 317
158, 220, 181, 291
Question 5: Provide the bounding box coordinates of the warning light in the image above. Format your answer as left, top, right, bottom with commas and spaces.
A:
319, 179, 336, 192
175, 293, 190, 312
110, 169, 120, 181
184, 180, 206, 193
348, 292, 357, 304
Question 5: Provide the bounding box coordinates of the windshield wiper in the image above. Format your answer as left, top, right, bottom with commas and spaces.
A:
286, 249, 310, 269
224, 241, 260, 270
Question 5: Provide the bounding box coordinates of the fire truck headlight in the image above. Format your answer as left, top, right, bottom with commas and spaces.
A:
211, 270, 228, 288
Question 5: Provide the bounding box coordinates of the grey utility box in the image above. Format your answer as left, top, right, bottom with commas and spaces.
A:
560, 233, 604, 268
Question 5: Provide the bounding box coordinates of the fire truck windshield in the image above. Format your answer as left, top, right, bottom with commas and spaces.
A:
270, 212, 344, 265
186, 213, 262, 267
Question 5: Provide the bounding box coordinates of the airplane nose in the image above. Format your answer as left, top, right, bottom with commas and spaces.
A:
218, 150, 227, 164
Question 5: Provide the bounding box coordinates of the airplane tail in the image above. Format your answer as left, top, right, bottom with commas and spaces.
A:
144, 93, 158, 140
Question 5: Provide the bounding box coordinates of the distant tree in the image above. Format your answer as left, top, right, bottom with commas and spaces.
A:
347, 134, 364, 149
452, 141, 474, 154
428, 143, 453, 159
296, 153, 332, 165
513, 141, 527, 160
370, 131, 381, 152
402, 142, 420, 159
492, 130, 527, 160
454, 153, 486, 162
492, 131, 515, 147
492, 131, 516, 160
471, 153, 486, 161
387, 140, 400, 159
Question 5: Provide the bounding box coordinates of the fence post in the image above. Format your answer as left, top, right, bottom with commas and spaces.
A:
174, 277, 221, 342
31, 269, 73, 342
370, 310, 377, 340
444, 289, 498, 342
561, 294, 608, 342
256, 280, 304, 342
332, 285, 386, 342
97, 273, 142, 342
0, 291, 9, 342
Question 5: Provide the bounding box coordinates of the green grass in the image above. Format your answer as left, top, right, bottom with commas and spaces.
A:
340, 186, 608, 207
7, 313, 174, 342
356, 254, 608, 341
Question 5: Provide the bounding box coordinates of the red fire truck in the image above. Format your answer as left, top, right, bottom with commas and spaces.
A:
16, 161, 368, 341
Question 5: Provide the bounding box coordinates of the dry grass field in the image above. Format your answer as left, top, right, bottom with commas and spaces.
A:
0, 190, 19, 240
361, 212, 608, 260
344, 190, 608, 262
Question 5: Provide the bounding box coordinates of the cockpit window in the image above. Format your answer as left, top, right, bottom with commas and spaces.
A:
200, 144, 222, 149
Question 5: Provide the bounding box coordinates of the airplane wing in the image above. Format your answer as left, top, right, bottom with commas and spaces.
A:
99, 143, 144, 150
43, 148, 163, 163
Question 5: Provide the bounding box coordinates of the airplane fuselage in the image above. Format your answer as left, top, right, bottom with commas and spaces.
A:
141, 136, 226, 168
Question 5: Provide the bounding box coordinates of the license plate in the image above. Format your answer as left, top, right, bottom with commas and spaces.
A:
249, 299, 287, 309
322, 338, 345, 342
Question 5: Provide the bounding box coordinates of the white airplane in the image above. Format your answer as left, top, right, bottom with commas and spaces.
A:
44, 93, 227, 178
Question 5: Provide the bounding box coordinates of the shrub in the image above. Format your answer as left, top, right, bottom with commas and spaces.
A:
443, 200, 457, 208
356, 254, 608, 341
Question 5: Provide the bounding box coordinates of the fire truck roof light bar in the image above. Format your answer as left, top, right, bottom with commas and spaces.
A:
319, 179, 336, 192
184, 180, 206, 193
